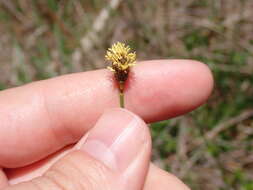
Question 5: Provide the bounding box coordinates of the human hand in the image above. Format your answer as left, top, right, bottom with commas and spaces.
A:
0, 60, 213, 190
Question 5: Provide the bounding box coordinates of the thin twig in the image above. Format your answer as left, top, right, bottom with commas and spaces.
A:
71, 0, 122, 69
180, 109, 253, 178
206, 109, 253, 140
0, 0, 26, 23
178, 118, 188, 158
80, 0, 122, 53
209, 64, 252, 76
172, 117, 189, 174
194, 109, 253, 147
178, 148, 203, 178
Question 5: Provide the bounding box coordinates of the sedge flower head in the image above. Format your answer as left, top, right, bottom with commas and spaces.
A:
105, 42, 136, 82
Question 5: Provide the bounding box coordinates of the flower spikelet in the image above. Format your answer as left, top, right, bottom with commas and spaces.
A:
105, 42, 136, 82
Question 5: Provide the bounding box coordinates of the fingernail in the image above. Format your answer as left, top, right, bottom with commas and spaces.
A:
78, 108, 148, 172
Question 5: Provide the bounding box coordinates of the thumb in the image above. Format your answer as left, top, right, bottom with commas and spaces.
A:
7, 108, 151, 190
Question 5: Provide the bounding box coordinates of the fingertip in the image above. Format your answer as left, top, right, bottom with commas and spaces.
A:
127, 59, 214, 122
76, 108, 151, 189
188, 60, 214, 98
180, 59, 214, 107
167, 59, 214, 117
79, 108, 151, 173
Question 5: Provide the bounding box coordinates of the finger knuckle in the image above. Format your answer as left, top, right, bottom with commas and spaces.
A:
45, 151, 111, 190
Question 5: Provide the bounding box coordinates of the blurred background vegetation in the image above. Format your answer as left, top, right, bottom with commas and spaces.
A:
0, 0, 253, 189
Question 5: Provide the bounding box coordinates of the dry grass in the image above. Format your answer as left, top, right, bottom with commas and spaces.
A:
0, 0, 253, 189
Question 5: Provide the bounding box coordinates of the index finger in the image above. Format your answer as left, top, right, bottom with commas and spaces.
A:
0, 59, 213, 168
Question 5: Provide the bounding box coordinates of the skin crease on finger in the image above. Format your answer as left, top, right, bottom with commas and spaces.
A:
0, 59, 213, 169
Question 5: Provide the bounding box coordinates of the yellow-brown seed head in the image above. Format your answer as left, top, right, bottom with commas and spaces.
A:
105, 42, 136, 82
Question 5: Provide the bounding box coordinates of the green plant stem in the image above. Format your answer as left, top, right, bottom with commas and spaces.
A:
119, 92, 124, 108
119, 82, 125, 108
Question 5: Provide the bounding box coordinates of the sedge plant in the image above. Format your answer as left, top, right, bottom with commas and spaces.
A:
105, 42, 136, 108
